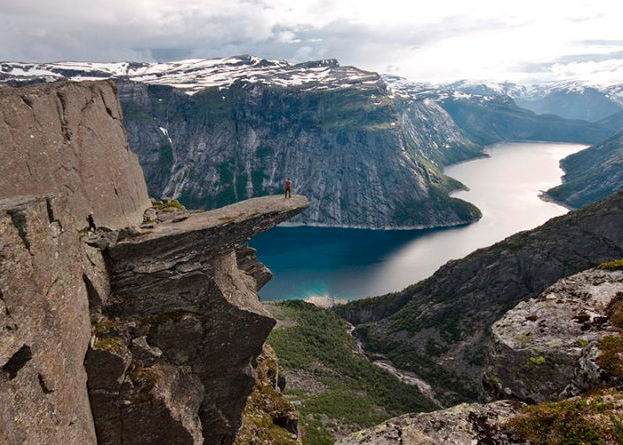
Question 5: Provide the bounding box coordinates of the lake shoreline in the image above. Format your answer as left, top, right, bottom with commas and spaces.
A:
254, 142, 587, 301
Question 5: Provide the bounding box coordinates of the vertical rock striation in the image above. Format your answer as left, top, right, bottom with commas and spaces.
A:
0, 80, 150, 229
0, 195, 96, 445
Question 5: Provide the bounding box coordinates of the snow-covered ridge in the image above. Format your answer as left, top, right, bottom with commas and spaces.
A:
382, 74, 496, 104
0, 55, 381, 95
441, 78, 623, 105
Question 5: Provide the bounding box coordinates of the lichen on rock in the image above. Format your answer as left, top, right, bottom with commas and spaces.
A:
484, 267, 623, 403
234, 344, 301, 445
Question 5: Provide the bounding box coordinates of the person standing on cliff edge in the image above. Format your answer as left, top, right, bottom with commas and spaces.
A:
284, 177, 292, 198
86, 212, 97, 231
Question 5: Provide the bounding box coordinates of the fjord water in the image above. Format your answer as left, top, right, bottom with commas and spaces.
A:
252, 142, 586, 301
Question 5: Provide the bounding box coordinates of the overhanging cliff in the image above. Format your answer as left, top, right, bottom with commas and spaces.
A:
87, 195, 309, 445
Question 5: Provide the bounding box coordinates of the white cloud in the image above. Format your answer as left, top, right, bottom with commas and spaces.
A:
0, 0, 622, 82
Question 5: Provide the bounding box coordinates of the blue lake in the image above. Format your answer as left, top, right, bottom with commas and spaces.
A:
252, 142, 586, 301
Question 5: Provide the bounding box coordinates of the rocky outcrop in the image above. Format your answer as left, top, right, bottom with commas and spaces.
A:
338, 264, 623, 445
338, 189, 623, 404
484, 267, 623, 403
0, 195, 96, 445
233, 344, 300, 445
336, 400, 525, 445
0, 79, 309, 445
85, 195, 309, 445
0, 80, 150, 229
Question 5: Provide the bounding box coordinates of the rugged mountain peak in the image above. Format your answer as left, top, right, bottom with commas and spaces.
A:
0, 56, 381, 94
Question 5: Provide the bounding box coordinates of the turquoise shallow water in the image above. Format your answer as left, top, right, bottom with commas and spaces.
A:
252, 142, 586, 301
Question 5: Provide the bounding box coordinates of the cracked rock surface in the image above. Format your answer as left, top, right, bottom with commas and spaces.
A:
87, 194, 309, 445
336, 400, 526, 445
484, 267, 623, 403
0, 80, 150, 229
0, 195, 96, 445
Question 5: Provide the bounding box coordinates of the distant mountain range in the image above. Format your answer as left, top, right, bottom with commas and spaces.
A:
446, 79, 623, 123
1, 57, 621, 228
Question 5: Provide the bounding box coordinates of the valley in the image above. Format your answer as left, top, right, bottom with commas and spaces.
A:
253, 141, 585, 300
1, 52, 623, 445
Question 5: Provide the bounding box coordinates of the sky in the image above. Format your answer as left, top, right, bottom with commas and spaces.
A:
1, 0, 623, 83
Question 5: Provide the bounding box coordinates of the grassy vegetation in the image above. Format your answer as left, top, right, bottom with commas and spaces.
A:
356, 327, 479, 404
266, 301, 436, 445
507, 389, 623, 445
154, 199, 185, 211
596, 292, 623, 379
599, 259, 623, 271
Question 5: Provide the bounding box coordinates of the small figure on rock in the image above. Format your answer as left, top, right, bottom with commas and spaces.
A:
86, 212, 97, 231
284, 177, 292, 199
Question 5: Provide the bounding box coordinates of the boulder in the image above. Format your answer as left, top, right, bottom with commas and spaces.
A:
484, 267, 623, 403
336, 400, 525, 445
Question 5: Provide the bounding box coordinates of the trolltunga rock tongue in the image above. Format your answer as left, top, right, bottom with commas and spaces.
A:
86, 195, 309, 445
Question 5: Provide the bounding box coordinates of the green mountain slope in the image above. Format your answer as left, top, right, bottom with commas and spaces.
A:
335, 190, 623, 404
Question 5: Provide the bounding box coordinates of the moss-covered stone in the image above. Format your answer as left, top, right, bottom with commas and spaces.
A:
506, 389, 623, 445
598, 335, 623, 378
599, 259, 623, 271
154, 199, 185, 212
528, 355, 546, 366
234, 344, 300, 445
127, 366, 160, 393
93, 336, 126, 355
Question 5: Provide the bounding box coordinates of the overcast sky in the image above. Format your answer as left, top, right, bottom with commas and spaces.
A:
1, 0, 622, 83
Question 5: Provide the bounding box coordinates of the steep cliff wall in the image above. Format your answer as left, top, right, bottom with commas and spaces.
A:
0, 80, 309, 445
0, 195, 96, 445
1, 57, 484, 229
118, 78, 481, 229
0, 81, 150, 229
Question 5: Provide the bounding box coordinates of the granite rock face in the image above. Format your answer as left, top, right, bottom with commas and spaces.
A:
117, 78, 481, 229
484, 267, 623, 403
86, 195, 309, 445
0, 195, 96, 445
0, 81, 150, 229
336, 400, 525, 445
